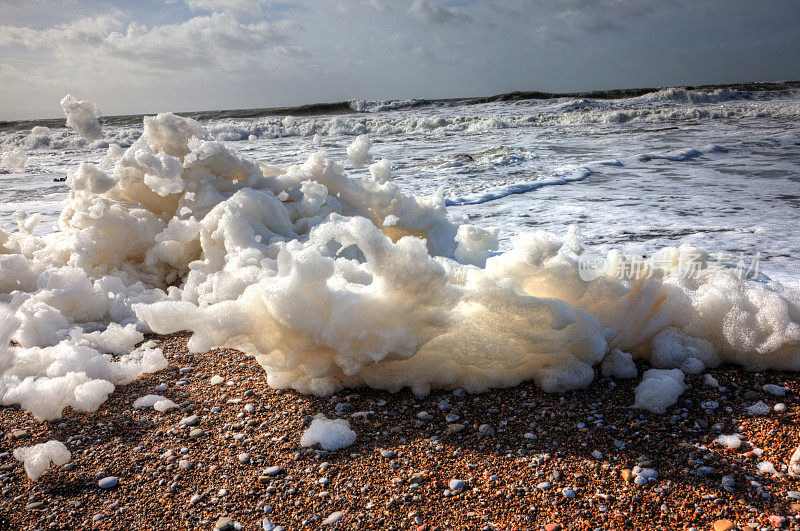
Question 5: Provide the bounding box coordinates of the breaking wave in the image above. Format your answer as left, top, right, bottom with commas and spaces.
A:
349, 98, 430, 113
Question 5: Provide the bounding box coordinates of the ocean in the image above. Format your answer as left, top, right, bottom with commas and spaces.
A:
1, 82, 799, 418
2, 81, 798, 283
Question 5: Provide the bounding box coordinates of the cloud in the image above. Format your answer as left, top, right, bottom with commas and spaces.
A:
1, 0, 798, 119
0, 13, 125, 49
0, 12, 304, 73
532, 0, 659, 34
531, 25, 575, 46
183, 0, 270, 17
406, 0, 474, 25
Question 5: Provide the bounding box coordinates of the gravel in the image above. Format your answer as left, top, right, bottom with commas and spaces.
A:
1, 331, 798, 530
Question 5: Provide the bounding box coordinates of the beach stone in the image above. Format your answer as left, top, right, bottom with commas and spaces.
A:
189, 428, 205, 438
621, 469, 633, 483
178, 460, 193, 470
562, 487, 575, 498
789, 445, 800, 478
767, 515, 785, 527
7, 429, 28, 441
746, 401, 770, 416
98, 476, 118, 489
713, 520, 734, 531
25, 502, 44, 510
322, 511, 344, 525
380, 450, 396, 458
448, 479, 465, 491
214, 517, 234, 530
264, 466, 282, 477
238, 453, 250, 463
180, 415, 199, 427
478, 424, 495, 436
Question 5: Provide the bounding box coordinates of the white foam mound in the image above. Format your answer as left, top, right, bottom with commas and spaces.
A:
346, 134, 372, 168
714, 433, 743, 450
60, 94, 102, 141
600, 349, 637, 379
13, 440, 71, 480
1, 148, 28, 173
300, 414, 356, 451
1, 108, 799, 421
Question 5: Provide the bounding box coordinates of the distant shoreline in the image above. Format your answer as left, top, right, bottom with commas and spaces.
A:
1, 80, 797, 132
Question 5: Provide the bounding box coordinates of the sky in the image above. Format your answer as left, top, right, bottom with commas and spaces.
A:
0, 0, 798, 120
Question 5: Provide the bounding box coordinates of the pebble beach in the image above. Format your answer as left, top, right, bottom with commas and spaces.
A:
1, 332, 798, 530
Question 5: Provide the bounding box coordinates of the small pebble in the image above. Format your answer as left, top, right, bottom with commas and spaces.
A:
98, 477, 118, 489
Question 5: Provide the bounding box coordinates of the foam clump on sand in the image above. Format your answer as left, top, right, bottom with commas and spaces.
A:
632, 369, 687, 414
13, 440, 71, 480
1, 306, 167, 419
715, 433, 743, 450
300, 415, 356, 451
60, 94, 103, 141
1, 101, 799, 421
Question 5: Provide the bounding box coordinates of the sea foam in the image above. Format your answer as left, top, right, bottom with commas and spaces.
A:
1, 106, 798, 421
